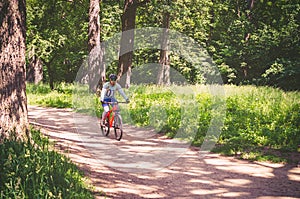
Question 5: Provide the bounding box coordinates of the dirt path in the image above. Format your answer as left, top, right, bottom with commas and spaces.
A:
28, 105, 300, 199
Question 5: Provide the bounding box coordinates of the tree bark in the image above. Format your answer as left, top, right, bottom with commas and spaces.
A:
0, 0, 28, 141
118, 0, 136, 88
88, 0, 104, 92
157, 9, 171, 86
27, 47, 43, 84
118, 0, 150, 88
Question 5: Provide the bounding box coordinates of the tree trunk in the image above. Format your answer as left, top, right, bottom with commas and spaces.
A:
88, 0, 104, 92
117, 0, 150, 88
41, 55, 56, 90
27, 47, 43, 84
45, 62, 54, 90
0, 0, 28, 141
157, 10, 170, 86
118, 0, 137, 88
97, 44, 106, 93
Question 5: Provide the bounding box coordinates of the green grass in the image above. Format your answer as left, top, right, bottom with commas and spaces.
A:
123, 84, 300, 163
220, 85, 300, 150
27, 83, 73, 108
212, 145, 296, 164
0, 127, 95, 198
27, 82, 300, 163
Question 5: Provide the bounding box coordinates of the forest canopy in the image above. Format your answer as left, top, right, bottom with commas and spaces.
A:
26, 0, 299, 90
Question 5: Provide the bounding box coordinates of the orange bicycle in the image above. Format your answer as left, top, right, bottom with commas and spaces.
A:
100, 101, 125, 141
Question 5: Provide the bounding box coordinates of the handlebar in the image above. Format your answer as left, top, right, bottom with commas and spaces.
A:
102, 101, 128, 104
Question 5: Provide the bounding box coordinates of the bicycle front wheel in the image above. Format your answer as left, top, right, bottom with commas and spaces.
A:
114, 114, 123, 141
101, 118, 110, 136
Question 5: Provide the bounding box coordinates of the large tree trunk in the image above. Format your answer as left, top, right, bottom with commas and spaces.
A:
157, 10, 170, 86
0, 0, 28, 141
118, 0, 137, 88
88, 0, 104, 92
118, 0, 150, 88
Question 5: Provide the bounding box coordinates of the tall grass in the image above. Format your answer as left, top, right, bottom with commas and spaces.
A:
0, 127, 94, 198
27, 83, 300, 162
121, 84, 300, 161
218, 86, 299, 156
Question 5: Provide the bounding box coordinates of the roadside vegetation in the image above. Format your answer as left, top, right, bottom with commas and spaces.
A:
27, 83, 300, 163
0, 127, 94, 198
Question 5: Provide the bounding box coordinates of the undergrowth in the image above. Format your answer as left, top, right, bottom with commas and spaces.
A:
0, 127, 94, 198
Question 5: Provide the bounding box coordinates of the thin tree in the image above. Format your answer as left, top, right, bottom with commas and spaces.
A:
26, 47, 43, 85
239, 0, 255, 79
0, 0, 28, 141
88, 0, 105, 92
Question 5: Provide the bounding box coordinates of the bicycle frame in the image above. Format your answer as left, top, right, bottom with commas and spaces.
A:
101, 101, 127, 141
103, 101, 127, 127
106, 103, 118, 127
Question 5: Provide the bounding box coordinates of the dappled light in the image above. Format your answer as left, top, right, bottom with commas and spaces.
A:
288, 168, 300, 182
28, 105, 300, 198
204, 155, 281, 178
2, 0, 298, 197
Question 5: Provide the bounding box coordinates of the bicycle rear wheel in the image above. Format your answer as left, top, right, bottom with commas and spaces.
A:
101, 118, 110, 136
114, 114, 123, 141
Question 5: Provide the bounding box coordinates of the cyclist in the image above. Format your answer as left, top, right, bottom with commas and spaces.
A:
100, 74, 130, 126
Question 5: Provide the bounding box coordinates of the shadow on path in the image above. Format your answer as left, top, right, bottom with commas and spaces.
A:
28, 105, 300, 199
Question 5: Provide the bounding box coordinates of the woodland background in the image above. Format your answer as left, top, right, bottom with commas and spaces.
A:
26, 0, 299, 90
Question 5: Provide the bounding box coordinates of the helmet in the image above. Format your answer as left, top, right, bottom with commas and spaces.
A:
109, 74, 117, 81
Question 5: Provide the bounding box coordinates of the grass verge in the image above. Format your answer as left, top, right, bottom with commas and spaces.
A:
0, 127, 95, 198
